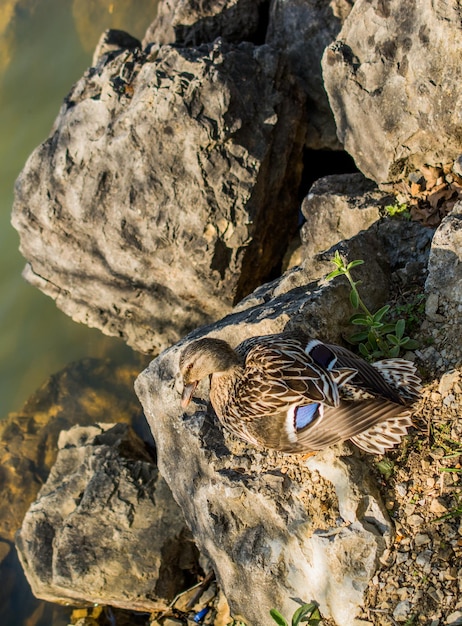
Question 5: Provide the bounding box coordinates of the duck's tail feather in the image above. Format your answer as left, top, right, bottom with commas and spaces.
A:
371, 359, 421, 402
350, 412, 413, 454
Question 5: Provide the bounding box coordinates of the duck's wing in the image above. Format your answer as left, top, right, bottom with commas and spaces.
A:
239, 395, 413, 454
325, 343, 421, 405
239, 337, 343, 411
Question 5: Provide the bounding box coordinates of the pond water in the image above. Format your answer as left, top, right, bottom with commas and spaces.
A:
1, 4, 160, 625
0, 0, 161, 626
0, 0, 158, 417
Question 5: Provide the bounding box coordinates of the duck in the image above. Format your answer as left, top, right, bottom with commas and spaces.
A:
179, 330, 421, 455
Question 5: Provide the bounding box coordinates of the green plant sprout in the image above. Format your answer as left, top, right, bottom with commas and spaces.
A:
326, 251, 419, 360
270, 602, 321, 626
384, 202, 410, 219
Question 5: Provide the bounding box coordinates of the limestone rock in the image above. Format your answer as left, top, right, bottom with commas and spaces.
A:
426, 204, 462, 304
300, 173, 387, 259
146, 0, 353, 150
134, 219, 428, 625
12, 38, 304, 354
267, 0, 354, 149
16, 423, 197, 611
0, 358, 146, 547
144, 0, 268, 47
322, 0, 462, 183
424, 204, 462, 367
0, 358, 147, 626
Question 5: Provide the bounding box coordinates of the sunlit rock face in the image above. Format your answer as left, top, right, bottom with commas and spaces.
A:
135, 212, 433, 626
12, 0, 357, 356
16, 423, 196, 611
12, 35, 304, 354
322, 0, 462, 185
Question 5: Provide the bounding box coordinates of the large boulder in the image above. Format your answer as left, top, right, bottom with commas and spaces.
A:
16, 423, 196, 611
135, 207, 433, 625
0, 358, 147, 626
322, 0, 462, 184
266, 0, 354, 150
422, 204, 462, 369
12, 36, 304, 354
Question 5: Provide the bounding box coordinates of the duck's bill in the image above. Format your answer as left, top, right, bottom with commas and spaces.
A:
181, 382, 198, 408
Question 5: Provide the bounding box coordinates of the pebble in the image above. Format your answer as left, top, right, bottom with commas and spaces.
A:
415, 533, 430, 547
407, 514, 424, 527
428, 586, 445, 604
447, 610, 462, 625
395, 551, 409, 565
430, 498, 448, 515
443, 393, 456, 406
438, 370, 460, 395
393, 599, 411, 621
415, 549, 432, 569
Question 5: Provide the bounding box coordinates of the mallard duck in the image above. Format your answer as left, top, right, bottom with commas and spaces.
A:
179, 330, 421, 455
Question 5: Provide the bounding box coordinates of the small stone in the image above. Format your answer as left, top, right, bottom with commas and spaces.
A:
445, 567, 458, 580
425, 293, 444, 322
446, 610, 462, 625
438, 370, 460, 395
397, 587, 411, 600
427, 586, 444, 604
415, 549, 432, 568
404, 503, 416, 516
415, 533, 430, 547
430, 498, 448, 515
393, 600, 411, 622
407, 514, 424, 527
443, 393, 456, 406
453, 155, 462, 177
396, 551, 409, 565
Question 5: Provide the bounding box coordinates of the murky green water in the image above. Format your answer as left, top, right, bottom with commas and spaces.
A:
0, 0, 158, 417
1, 2, 159, 624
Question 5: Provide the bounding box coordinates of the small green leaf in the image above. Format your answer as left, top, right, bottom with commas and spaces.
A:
380, 323, 396, 334
389, 345, 400, 357
373, 305, 390, 323
325, 269, 343, 281
404, 339, 419, 350
346, 259, 364, 270
270, 609, 288, 626
359, 343, 370, 357
386, 334, 400, 346
350, 316, 369, 326
376, 459, 394, 480
350, 290, 359, 309
395, 318, 406, 339
349, 313, 367, 322
331, 250, 343, 268
349, 331, 369, 342
292, 603, 318, 626
367, 332, 378, 349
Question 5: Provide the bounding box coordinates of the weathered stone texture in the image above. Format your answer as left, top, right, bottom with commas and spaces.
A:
12, 38, 303, 354
16, 424, 196, 611
135, 204, 433, 625
322, 0, 462, 183
267, 0, 354, 149
301, 173, 387, 259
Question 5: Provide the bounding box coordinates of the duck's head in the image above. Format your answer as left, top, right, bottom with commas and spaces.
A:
179, 337, 240, 408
